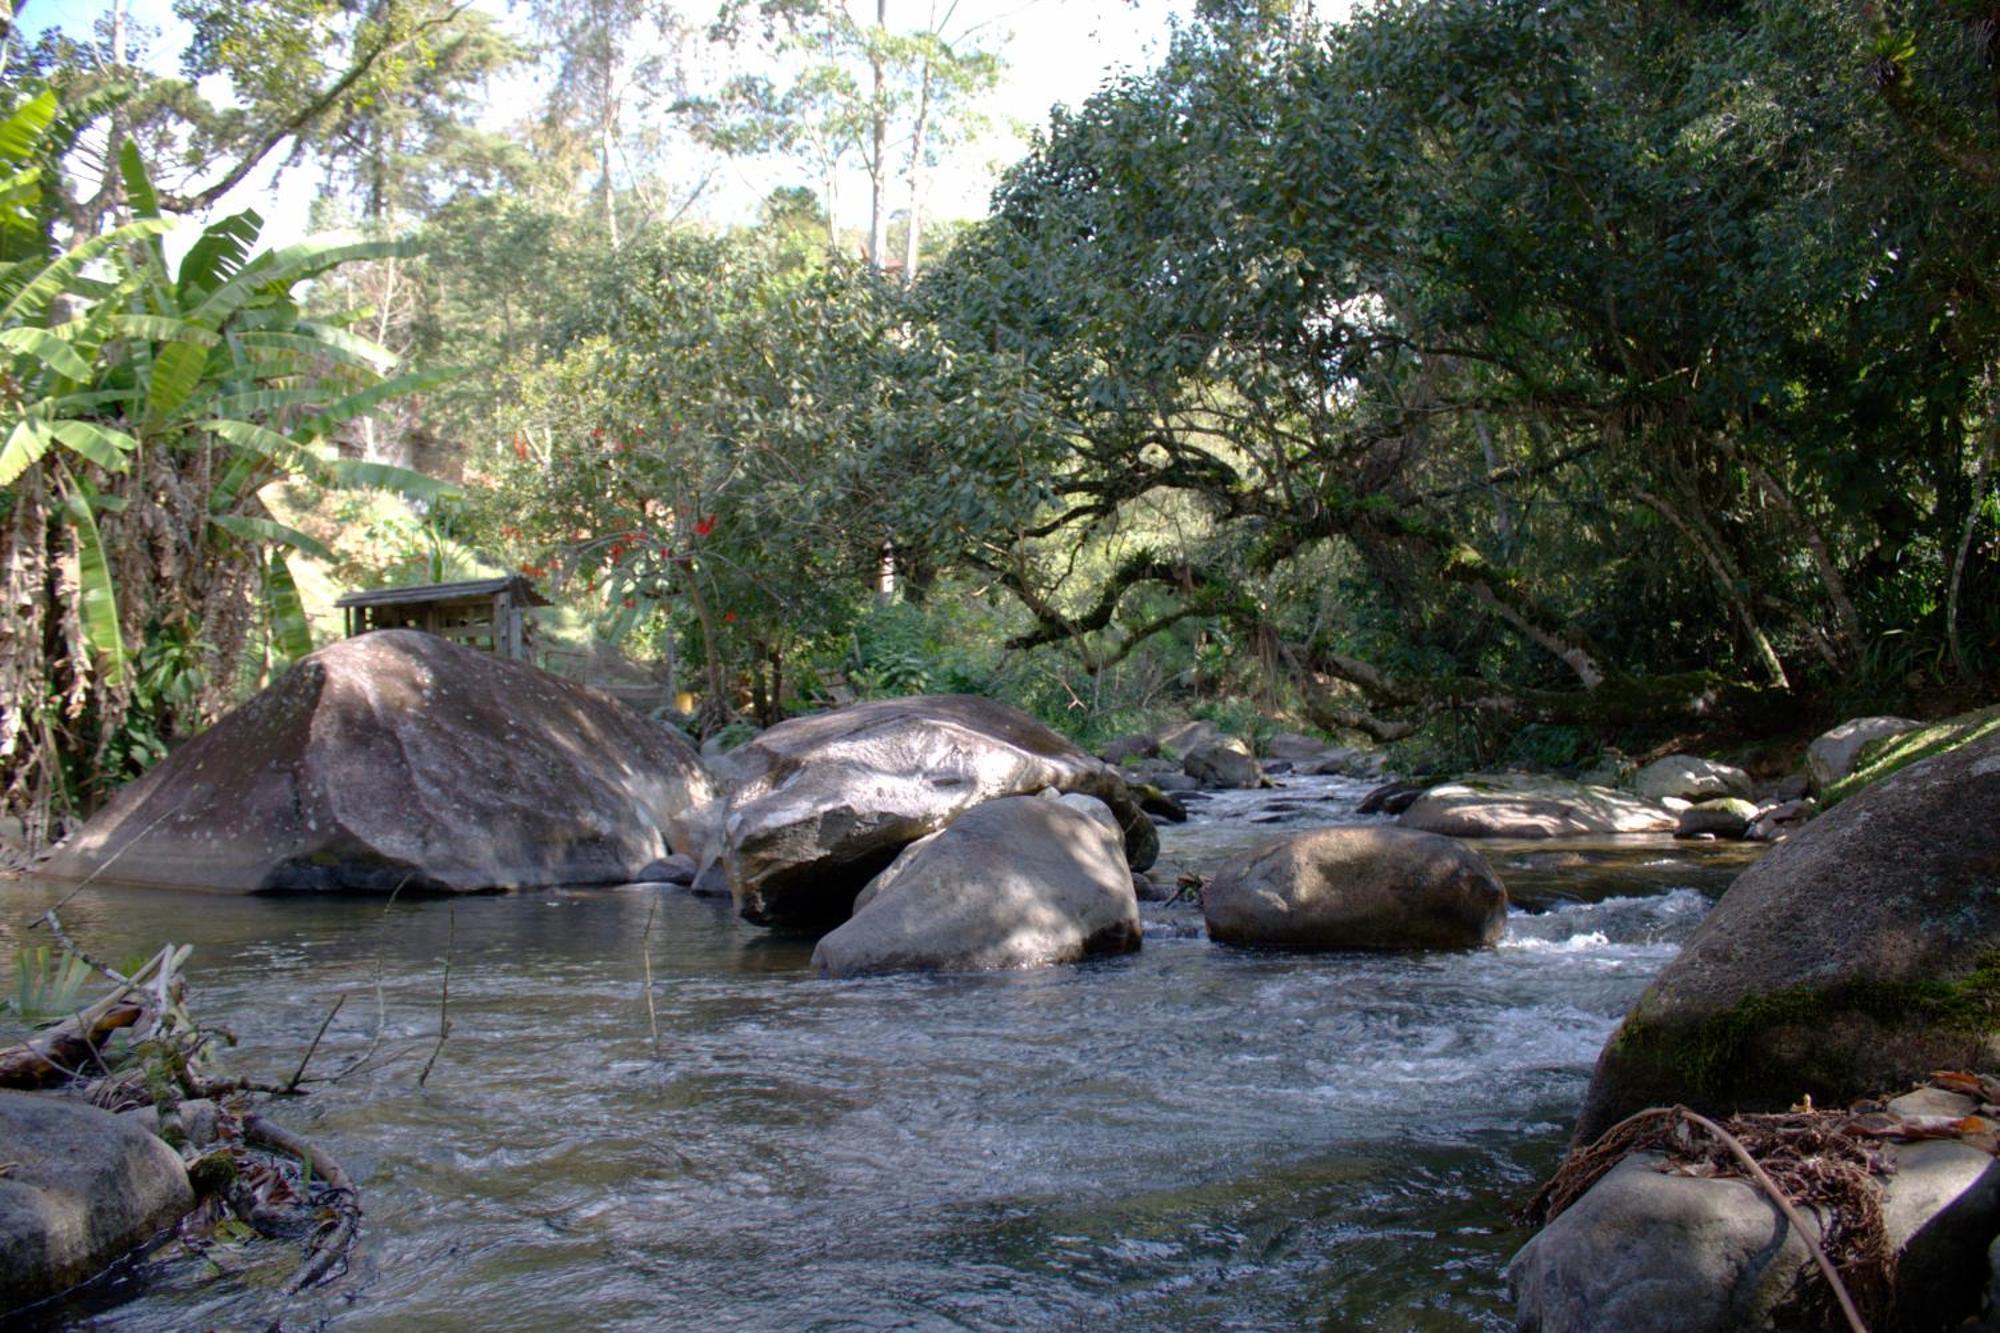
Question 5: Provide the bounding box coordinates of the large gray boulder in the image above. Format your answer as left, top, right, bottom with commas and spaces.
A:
1573, 728, 2000, 1145
1399, 775, 1676, 838
1510, 1140, 2000, 1332
0, 1093, 193, 1311
1263, 731, 1331, 762
1202, 826, 1508, 950
1183, 738, 1265, 790
1155, 719, 1221, 757
810, 793, 1142, 977
721, 695, 1157, 928
42, 630, 716, 893
1630, 754, 1752, 804
1806, 716, 1921, 792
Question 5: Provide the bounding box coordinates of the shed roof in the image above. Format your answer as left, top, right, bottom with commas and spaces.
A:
334, 575, 551, 609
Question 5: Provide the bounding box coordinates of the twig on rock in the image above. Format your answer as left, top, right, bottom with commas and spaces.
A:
1677, 1107, 1869, 1333
1530, 1104, 1874, 1333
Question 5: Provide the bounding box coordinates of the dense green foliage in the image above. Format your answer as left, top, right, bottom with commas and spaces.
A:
0, 89, 451, 846
7, 0, 2000, 847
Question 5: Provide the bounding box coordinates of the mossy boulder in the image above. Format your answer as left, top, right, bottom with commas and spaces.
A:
1573, 726, 2000, 1145
1805, 715, 1922, 794
1821, 703, 2000, 806
1674, 798, 1758, 840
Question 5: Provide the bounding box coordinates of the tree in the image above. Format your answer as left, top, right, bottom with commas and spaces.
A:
905, 0, 2000, 746
710, 0, 999, 270
0, 91, 453, 847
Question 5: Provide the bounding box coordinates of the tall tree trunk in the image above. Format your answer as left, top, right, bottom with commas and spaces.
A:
902, 54, 931, 281
866, 0, 889, 269
599, 117, 620, 249
683, 562, 733, 735
1949, 421, 1996, 682
1473, 412, 1515, 559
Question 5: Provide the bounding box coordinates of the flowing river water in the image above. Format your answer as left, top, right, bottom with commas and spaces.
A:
1, 773, 1761, 1330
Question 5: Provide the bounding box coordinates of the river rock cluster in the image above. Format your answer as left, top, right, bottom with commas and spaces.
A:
32, 634, 2000, 1323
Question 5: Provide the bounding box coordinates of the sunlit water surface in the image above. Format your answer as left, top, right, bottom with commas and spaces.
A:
1, 773, 1760, 1329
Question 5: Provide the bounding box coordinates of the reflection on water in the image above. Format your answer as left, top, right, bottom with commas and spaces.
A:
0, 774, 1760, 1330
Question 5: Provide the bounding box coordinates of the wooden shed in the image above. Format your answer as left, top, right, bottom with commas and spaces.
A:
334, 575, 550, 661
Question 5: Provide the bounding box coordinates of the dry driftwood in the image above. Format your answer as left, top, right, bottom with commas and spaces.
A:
0, 990, 144, 1089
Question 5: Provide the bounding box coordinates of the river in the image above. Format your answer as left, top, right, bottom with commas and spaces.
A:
1, 773, 1759, 1330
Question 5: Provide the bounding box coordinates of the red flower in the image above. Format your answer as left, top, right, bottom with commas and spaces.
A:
609, 542, 625, 561
694, 514, 716, 537
592, 426, 605, 440
723, 610, 737, 624
512, 435, 528, 461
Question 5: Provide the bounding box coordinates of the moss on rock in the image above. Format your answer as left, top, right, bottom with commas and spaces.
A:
1822, 703, 2000, 807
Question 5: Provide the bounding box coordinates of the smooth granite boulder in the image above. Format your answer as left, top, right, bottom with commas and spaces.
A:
1631, 754, 1753, 804
1183, 738, 1265, 790
721, 695, 1157, 928
1573, 728, 2000, 1145
1399, 775, 1676, 838
810, 793, 1142, 977
0, 1093, 193, 1311
1202, 826, 1507, 950
1806, 716, 1922, 792
41, 630, 717, 892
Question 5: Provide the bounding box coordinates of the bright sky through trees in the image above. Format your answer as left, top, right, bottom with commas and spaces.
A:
24, 0, 1196, 250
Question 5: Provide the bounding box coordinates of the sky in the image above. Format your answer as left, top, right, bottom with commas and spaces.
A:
23, 0, 1197, 251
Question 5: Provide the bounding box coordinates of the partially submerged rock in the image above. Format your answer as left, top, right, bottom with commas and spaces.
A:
0, 1092, 194, 1311
1630, 754, 1752, 804
1806, 716, 1922, 793
1201, 826, 1507, 951
1398, 774, 1676, 838
1674, 798, 1757, 840
1183, 738, 1264, 789
721, 695, 1157, 928
42, 630, 716, 893
809, 793, 1142, 977
1573, 728, 2000, 1144
1358, 779, 1429, 816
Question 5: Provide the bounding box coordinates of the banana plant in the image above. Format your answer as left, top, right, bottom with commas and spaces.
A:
0, 89, 460, 834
